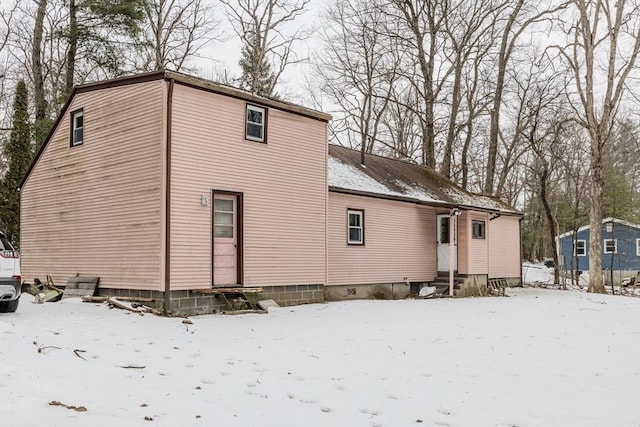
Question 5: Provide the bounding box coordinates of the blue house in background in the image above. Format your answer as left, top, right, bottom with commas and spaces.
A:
557, 217, 640, 272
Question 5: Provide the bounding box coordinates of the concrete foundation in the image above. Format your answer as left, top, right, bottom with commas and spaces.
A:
97, 284, 324, 316
324, 283, 412, 301
96, 277, 523, 316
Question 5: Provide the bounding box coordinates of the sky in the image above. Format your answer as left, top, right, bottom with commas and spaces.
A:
195, 0, 325, 105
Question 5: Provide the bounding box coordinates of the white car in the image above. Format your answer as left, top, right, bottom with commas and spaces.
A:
0, 232, 21, 313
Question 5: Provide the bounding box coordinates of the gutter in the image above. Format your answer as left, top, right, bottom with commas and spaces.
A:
164, 78, 174, 314
328, 186, 523, 217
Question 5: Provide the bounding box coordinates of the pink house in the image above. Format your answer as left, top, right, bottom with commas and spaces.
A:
19, 71, 522, 315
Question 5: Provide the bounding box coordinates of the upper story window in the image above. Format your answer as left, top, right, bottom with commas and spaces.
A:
70, 109, 84, 147
347, 209, 364, 245
472, 220, 486, 239
604, 239, 617, 254
574, 239, 586, 256
246, 104, 266, 143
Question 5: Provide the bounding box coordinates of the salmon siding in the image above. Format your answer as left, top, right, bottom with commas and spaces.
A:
20, 80, 165, 290
169, 84, 328, 290
19, 71, 521, 310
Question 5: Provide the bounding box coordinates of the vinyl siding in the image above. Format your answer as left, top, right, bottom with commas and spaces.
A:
457, 211, 469, 274
488, 215, 521, 278
468, 212, 489, 274
328, 193, 436, 285
558, 222, 640, 271
20, 80, 165, 290
169, 83, 327, 289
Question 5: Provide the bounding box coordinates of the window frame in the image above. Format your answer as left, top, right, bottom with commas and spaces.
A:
70, 108, 84, 147
347, 209, 364, 246
471, 220, 486, 239
603, 238, 617, 254
636, 238, 640, 256
574, 239, 586, 257
245, 104, 267, 143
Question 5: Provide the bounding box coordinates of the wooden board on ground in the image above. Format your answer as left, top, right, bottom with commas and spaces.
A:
62, 276, 100, 299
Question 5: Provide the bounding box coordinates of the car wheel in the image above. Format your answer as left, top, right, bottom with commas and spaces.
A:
0, 298, 19, 313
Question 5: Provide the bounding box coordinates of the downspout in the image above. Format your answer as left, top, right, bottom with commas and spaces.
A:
519, 216, 524, 286
164, 78, 175, 314
449, 208, 459, 296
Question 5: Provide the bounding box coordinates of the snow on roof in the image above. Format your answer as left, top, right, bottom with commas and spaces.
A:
556, 217, 640, 239
327, 145, 519, 214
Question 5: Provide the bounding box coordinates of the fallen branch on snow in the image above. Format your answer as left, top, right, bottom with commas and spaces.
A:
49, 400, 87, 412
37, 345, 61, 354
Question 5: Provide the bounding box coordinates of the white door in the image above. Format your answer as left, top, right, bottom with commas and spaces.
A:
437, 214, 457, 271
213, 194, 237, 286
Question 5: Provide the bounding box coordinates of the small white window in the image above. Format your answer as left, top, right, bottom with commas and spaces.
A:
246, 104, 265, 142
71, 109, 84, 146
347, 209, 364, 245
574, 240, 586, 256
472, 220, 486, 239
604, 239, 617, 254
636, 239, 640, 256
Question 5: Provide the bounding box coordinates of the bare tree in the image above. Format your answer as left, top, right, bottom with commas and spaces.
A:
520, 59, 571, 285
379, 0, 449, 169
315, 0, 403, 162
0, 1, 18, 129
221, 0, 310, 97
139, 0, 220, 72
483, 0, 569, 195
440, 0, 499, 179
30, 0, 50, 149
554, 0, 640, 293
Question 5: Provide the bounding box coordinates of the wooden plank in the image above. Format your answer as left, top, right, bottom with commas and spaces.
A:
257, 299, 279, 311
67, 276, 100, 284
63, 276, 100, 299
82, 296, 153, 303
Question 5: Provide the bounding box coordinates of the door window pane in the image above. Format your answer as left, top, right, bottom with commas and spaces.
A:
215, 212, 233, 225
214, 199, 233, 212
214, 225, 233, 238
214, 197, 234, 238
440, 217, 450, 243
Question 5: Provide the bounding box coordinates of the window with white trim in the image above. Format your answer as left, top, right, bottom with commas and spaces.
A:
604, 239, 617, 254
472, 220, 486, 239
347, 209, 364, 245
71, 109, 84, 146
636, 238, 640, 256
246, 104, 266, 142
574, 240, 586, 256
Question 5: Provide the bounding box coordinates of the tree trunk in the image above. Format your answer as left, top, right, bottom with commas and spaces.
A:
587, 143, 606, 293
65, 0, 78, 97
32, 0, 48, 149
441, 63, 462, 179
539, 164, 559, 284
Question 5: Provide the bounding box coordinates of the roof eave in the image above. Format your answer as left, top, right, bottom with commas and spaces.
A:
329, 186, 522, 216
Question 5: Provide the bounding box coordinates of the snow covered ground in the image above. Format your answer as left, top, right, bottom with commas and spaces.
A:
1, 289, 639, 427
